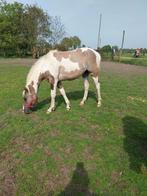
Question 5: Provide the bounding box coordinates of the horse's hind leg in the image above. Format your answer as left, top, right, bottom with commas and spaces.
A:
57, 81, 71, 110
80, 73, 89, 106
92, 76, 102, 107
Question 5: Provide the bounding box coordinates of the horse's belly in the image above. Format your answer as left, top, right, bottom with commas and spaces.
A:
59, 66, 85, 81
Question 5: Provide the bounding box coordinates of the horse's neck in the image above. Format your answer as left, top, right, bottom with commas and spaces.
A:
26, 66, 41, 94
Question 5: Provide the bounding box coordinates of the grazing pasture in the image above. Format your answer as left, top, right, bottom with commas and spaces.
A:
117, 56, 147, 67
0, 59, 147, 195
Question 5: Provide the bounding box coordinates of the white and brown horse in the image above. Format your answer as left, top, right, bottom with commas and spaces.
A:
22, 48, 101, 114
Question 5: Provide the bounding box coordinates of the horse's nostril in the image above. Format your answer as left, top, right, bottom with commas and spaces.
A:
24, 108, 32, 114
31, 105, 36, 111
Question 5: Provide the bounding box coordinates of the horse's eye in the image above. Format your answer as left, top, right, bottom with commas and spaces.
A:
24, 97, 27, 101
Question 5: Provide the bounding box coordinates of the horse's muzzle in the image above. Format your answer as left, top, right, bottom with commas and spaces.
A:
24, 107, 32, 114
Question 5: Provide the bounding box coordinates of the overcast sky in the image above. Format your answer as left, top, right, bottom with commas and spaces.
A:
7, 0, 147, 49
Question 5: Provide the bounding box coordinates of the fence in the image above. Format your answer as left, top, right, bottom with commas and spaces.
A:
99, 50, 147, 66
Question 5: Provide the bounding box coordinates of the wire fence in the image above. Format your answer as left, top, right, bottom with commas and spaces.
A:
99, 51, 147, 66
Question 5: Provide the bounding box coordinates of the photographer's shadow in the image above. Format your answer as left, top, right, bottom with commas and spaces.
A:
122, 116, 147, 173
49, 162, 97, 196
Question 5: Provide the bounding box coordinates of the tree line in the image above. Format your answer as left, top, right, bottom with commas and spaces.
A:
0, 0, 81, 57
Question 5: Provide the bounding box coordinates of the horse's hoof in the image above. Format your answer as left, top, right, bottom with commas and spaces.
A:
97, 103, 101, 107
46, 106, 56, 114
66, 107, 71, 111
80, 102, 84, 106
46, 110, 52, 114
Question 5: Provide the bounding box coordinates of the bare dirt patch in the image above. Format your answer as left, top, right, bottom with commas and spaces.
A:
101, 61, 147, 75
0, 170, 16, 196
1, 58, 147, 75
0, 153, 17, 196
0, 58, 36, 67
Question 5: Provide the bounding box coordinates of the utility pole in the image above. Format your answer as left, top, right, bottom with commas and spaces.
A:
119, 30, 125, 62
121, 30, 125, 50
97, 13, 102, 49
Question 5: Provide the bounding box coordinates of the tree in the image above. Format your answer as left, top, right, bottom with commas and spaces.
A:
101, 45, 112, 53
99, 45, 112, 60
49, 16, 66, 46
0, 1, 79, 57
82, 44, 86, 48
58, 36, 81, 51
0, 1, 52, 56
112, 45, 119, 52
22, 4, 51, 55
60, 37, 73, 50
71, 36, 81, 49
0, 0, 25, 56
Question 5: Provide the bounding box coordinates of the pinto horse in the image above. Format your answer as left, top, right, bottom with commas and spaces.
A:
22, 48, 101, 114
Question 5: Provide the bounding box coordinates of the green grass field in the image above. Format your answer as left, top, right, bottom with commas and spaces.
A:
101, 52, 147, 66
0, 60, 147, 195
118, 57, 147, 67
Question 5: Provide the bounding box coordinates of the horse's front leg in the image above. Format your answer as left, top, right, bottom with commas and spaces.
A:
47, 81, 58, 114
57, 81, 71, 111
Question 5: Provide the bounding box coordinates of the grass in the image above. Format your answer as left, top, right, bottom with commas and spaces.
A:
0, 61, 147, 195
101, 52, 147, 66
118, 57, 147, 67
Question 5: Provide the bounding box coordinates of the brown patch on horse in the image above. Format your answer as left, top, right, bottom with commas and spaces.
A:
23, 87, 29, 101
53, 49, 84, 63
23, 82, 38, 107
38, 71, 55, 85
68, 49, 86, 66
24, 87, 28, 92
54, 49, 99, 77
53, 51, 70, 61
31, 81, 34, 85
28, 82, 35, 94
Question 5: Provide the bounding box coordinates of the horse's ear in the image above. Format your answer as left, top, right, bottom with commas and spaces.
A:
22, 87, 28, 98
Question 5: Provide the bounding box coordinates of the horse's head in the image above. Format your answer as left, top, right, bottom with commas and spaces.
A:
22, 87, 38, 114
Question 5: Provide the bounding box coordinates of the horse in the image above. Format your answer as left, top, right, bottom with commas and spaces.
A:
22, 48, 102, 114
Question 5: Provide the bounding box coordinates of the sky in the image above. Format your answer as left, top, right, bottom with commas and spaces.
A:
7, 0, 147, 49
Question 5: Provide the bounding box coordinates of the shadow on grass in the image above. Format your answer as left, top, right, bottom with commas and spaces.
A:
122, 116, 147, 173
35, 90, 97, 111
49, 162, 97, 196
